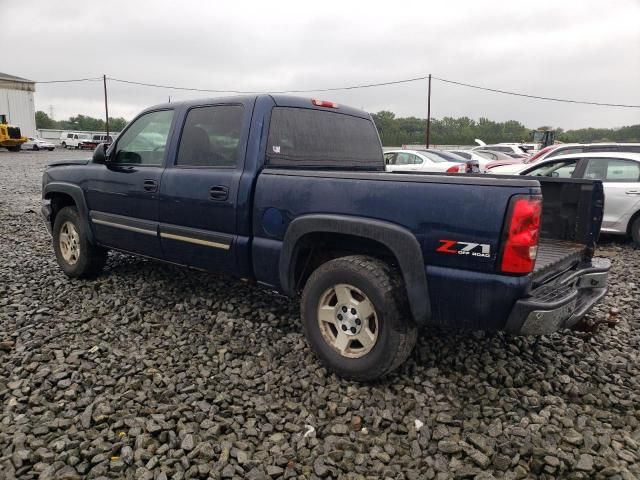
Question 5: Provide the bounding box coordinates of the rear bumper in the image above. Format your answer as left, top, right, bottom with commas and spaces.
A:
505, 257, 610, 335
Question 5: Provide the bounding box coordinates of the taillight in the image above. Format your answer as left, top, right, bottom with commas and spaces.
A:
311, 99, 339, 108
500, 196, 542, 274
446, 164, 464, 173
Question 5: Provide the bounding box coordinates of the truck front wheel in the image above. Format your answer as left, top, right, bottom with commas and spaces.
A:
301, 255, 417, 381
52, 206, 107, 278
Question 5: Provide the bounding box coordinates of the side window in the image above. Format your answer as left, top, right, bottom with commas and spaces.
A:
586, 146, 618, 153
395, 152, 412, 165
176, 105, 244, 167
113, 110, 174, 166
410, 154, 423, 164
525, 160, 578, 178
584, 159, 640, 182
547, 147, 582, 158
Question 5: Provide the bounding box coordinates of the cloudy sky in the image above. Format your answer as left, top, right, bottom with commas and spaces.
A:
5, 0, 640, 129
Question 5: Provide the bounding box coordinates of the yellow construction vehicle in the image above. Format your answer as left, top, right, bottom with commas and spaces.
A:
531, 129, 556, 149
0, 114, 28, 152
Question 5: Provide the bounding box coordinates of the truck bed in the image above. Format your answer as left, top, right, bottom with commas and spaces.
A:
533, 239, 584, 281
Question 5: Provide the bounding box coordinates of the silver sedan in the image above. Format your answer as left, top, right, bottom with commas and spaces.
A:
519, 152, 640, 244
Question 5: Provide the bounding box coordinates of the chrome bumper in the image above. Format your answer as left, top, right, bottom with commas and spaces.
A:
505, 257, 611, 335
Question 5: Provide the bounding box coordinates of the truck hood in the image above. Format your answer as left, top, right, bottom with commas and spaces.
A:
47, 159, 91, 167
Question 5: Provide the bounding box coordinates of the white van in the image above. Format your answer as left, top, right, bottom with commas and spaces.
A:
59, 132, 92, 149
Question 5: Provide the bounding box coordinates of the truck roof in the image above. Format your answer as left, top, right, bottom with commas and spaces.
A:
142, 94, 372, 120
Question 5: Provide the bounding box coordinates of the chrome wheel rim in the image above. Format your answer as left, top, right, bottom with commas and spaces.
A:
59, 221, 80, 265
317, 283, 379, 358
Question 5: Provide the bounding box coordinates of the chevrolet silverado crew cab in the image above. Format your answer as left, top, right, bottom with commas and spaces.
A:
41, 95, 610, 380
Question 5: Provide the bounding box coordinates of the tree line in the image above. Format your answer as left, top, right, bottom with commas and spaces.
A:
370, 111, 640, 146
36, 111, 128, 133
36, 108, 640, 145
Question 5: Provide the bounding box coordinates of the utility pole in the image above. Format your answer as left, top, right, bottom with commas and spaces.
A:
103, 75, 110, 137
425, 74, 431, 148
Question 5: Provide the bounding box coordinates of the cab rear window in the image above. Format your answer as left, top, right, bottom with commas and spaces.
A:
266, 107, 383, 170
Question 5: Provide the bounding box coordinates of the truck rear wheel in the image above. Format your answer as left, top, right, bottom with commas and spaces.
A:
8, 145, 21, 152
53, 206, 107, 278
301, 255, 417, 381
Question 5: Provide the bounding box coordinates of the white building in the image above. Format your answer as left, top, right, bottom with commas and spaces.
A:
0, 72, 36, 138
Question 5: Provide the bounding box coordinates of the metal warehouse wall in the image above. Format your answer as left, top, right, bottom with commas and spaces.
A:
0, 88, 37, 138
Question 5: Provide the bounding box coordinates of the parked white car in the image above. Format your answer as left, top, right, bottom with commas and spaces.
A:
60, 132, 92, 149
384, 149, 480, 174
472, 143, 529, 155
490, 143, 640, 174
22, 137, 55, 151
519, 152, 640, 243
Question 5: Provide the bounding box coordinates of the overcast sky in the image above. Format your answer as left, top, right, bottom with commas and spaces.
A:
5, 0, 640, 129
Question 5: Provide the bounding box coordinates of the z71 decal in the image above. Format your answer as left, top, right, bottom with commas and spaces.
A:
437, 239, 491, 258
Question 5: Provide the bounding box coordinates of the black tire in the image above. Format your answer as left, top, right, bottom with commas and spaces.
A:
631, 216, 640, 246
48, 148, 55, 151
7, 145, 20, 152
301, 255, 417, 381
52, 206, 107, 278
62, 142, 67, 149
33, 144, 39, 151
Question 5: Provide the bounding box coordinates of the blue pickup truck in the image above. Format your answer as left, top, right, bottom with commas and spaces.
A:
41, 95, 610, 380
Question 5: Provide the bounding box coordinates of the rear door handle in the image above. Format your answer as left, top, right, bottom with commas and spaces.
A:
209, 185, 229, 201
625, 190, 640, 195
143, 179, 158, 192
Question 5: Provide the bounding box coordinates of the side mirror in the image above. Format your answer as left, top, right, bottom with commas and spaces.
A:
92, 143, 108, 164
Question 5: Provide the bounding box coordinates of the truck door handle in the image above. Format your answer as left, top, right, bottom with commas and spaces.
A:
625, 190, 640, 195
143, 179, 157, 192
209, 185, 229, 201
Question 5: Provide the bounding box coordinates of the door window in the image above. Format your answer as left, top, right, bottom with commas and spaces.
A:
176, 105, 244, 167
584, 158, 640, 182
113, 110, 174, 166
394, 152, 422, 165
524, 159, 578, 178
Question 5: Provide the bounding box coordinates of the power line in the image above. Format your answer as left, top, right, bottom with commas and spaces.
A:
34, 74, 640, 108
108, 75, 640, 108
431, 76, 640, 109
35, 77, 102, 84
106, 75, 432, 94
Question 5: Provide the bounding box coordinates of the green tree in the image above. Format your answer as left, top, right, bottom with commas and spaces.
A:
35, 111, 57, 129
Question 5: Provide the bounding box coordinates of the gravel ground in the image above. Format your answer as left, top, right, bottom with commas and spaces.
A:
1, 149, 639, 480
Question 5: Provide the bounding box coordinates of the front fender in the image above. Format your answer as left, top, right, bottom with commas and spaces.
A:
42, 181, 95, 243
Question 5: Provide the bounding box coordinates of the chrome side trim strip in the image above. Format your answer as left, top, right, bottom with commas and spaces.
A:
91, 218, 157, 236
160, 232, 231, 250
